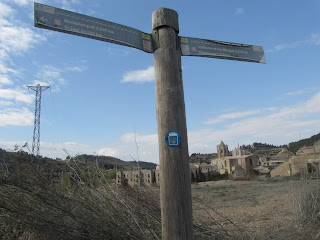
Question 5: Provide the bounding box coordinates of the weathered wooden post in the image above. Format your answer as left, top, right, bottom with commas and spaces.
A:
34, 3, 265, 239
152, 8, 194, 240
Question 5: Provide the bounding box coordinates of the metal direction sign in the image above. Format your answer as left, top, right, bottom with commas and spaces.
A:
34, 3, 266, 64
180, 37, 266, 63
34, 3, 153, 53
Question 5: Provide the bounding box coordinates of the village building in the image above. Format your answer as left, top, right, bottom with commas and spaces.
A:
189, 163, 198, 175
270, 155, 320, 177
190, 163, 218, 174
271, 141, 320, 177
296, 140, 320, 155
197, 163, 218, 173
217, 141, 229, 159
211, 141, 258, 177
116, 169, 156, 187
258, 148, 291, 169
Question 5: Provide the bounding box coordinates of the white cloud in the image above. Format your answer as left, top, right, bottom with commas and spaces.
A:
97, 146, 123, 158
105, 47, 131, 56
121, 66, 154, 83
309, 33, 320, 45
203, 109, 261, 125
65, 65, 86, 72
46, 141, 95, 158
0, 2, 14, 18
0, 75, 13, 86
34, 64, 86, 91
2, 91, 318, 162
2, 0, 32, 7
268, 32, 320, 52
96, 132, 159, 163
10, 0, 29, 6
0, 100, 14, 106
0, 61, 16, 74
0, 140, 96, 159
0, 2, 46, 96
285, 90, 304, 96
235, 8, 244, 15
188, 91, 320, 151
273, 41, 303, 52
60, 0, 80, 11
0, 26, 46, 54
37, 65, 61, 79
0, 107, 33, 126
0, 88, 33, 104
121, 132, 158, 146
96, 91, 320, 163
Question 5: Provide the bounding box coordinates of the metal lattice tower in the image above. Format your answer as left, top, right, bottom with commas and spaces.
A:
27, 84, 50, 158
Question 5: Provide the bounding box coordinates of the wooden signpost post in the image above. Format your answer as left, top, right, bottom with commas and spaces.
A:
34, 3, 265, 239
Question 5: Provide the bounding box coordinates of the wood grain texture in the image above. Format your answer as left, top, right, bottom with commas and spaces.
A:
153, 8, 194, 240
152, 8, 179, 33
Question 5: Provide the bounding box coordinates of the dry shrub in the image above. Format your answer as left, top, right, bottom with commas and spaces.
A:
193, 200, 253, 240
4, 157, 319, 240
0, 159, 161, 240
0, 158, 239, 240
291, 178, 320, 236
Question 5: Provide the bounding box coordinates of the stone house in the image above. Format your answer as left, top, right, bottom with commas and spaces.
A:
211, 142, 258, 176
271, 141, 320, 177
189, 163, 198, 175
197, 163, 218, 173
270, 140, 320, 177
271, 154, 320, 177
297, 140, 320, 155
315, 140, 320, 153
258, 148, 291, 168
216, 155, 258, 175
116, 169, 156, 187
190, 163, 218, 174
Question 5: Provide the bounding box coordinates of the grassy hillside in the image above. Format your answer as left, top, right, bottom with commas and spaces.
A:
1, 149, 319, 239
288, 132, 320, 154
78, 154, 157, 170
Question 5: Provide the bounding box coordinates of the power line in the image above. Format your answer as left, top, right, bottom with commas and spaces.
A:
27, 84, 50, 160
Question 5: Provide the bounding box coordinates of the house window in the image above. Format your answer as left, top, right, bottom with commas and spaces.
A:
307, 163, 313, 174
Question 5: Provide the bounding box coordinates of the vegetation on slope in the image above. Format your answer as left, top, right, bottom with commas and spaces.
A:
1, 149, 319, 239
288, 132, 320, 154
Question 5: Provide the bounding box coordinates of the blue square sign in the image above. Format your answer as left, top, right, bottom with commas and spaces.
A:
165, 130, 182, 147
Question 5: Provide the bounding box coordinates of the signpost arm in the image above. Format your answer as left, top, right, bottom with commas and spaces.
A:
152, 8, 194, 240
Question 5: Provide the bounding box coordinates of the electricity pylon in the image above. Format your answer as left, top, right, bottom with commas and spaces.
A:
27, 84, 50, 159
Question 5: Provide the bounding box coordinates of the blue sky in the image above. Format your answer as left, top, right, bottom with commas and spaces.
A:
1, 0, 320, 164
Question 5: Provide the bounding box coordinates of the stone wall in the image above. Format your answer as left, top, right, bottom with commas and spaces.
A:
315, 140, 320, 153
116, 170, 155, 187
271, 154, 320, 177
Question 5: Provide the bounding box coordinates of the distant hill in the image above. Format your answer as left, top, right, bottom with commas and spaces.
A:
239, 143, 286, 158
0, 148, 69, 174
288, 132, 320, 154
77, 154, 157, 170
0, 149, 157, 172
188, 132, 320, 160
189, 153, 217, 163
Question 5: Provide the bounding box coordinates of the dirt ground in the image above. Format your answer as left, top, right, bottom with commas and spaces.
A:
191, 176, 320, 239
